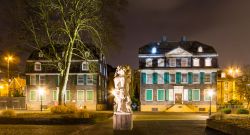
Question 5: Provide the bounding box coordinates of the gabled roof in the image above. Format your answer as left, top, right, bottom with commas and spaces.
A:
138, 41, 217, 55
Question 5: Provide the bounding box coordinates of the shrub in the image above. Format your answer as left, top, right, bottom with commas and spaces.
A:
50, 104, 78, 114
236, 109, 249, 114
50, 105, 68, 114
226, 99, 243, 105
222, 108, 231, 114
1, 110, 16, 117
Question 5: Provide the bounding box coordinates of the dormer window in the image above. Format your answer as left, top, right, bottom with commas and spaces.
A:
38, 52, 44, 57
198, 46, 203, 52
169, 58, 176, 67
193, 58, 200, 67
158, 58, 164, 67
146, 58, 152, 67
151, 47, 157, 54
82, 61, 89, 71
205, 58, 212, 67
34, 62, 41, 71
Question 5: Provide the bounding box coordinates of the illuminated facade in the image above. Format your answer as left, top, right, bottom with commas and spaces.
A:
25, 46, 108, 110
138, 37, 219, 112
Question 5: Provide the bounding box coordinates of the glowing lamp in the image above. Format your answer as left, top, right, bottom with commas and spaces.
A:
151, 47, 157, 54
208, 90, 214, 97
38, 87, 45, 96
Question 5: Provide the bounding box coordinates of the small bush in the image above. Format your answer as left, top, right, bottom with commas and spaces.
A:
236, 109, 249, 114
1, 110, 16, 117
226, 99, 242, 105
222, 108, 231, 114
50, 104, 78, 114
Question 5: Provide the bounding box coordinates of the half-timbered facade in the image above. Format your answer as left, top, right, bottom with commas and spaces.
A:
139, 37, 219, 112
25, 46, 108, 110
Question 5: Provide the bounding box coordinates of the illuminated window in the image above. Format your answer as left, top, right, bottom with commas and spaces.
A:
181, 73, 187, 83
77, 90, 84, 101
205, 58, 212, 67
169, 58, 176, 67
82, 62, 89, 71
39, 75, 46, 85
30, 90, 36, 101
181, 58, 188, 67
86, 90, 94, 101
146, 58, 152, 67
158, 58, 164, 67
146, 74, 152, 84
193, 58, 200, 67
152, 47, 157, 54
198, 46, 203, 52
34, 62, 41, 71
30, 75, 36, 85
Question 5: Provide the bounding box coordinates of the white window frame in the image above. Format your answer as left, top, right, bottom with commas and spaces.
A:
157, 58, 164, 67
82, 61, 89, 71
29, 90, 37, 101
77, 90, 84, 101
145, 89, 153, 101
39, 75, 46, 85
193, 58, 200, 67
170, 74, 175, 84
34, 62, 41, 71
157, 89, 165, 101
181, 73, 188, 83
87, 75, 93, 85
192, 89, 200, 101
205, 58, 212, 67
52, 90, 58, 101
168, 89, 174, 101
77, 75, 84, 85
181, 58, 188, 67
86, 90, 94, 101
146, 74, 152, 84
169, 58, 176, 67
183, 89, 189, 101
198, 46, 203, 52
204, 89, 213, 101
205, 73, 211, 84
157, 73, 164, 84
30, 75, 36, 85
145, 58, 152, 67
193, 73, 200, 84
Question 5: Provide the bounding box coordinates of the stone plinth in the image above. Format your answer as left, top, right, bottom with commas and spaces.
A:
113, 113, 133, 130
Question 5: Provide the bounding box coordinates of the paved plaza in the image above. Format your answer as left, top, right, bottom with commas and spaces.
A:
0, 112, 227, 135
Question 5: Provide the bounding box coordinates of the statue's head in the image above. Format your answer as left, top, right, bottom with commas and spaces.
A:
115, 65, 131, 77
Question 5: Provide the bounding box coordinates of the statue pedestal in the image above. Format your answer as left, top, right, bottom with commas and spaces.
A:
113, 112, 133, 130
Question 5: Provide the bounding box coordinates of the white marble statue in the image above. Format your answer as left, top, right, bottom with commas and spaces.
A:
113, 65, 132, 113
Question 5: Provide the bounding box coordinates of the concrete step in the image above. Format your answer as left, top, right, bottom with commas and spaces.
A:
165, 104, 195, 112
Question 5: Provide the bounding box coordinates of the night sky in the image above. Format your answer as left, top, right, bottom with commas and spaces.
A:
1, 0, 250, 71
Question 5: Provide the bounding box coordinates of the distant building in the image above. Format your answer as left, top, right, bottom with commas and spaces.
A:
25, 45, 108, 110
138, 37, 219, 112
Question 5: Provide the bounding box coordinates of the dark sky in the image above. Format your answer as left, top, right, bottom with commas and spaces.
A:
108, 0, 250, 69
0, 0, 250, 72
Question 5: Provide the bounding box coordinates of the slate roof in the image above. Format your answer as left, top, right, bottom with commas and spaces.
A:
27, 44, 100, 60
139, 41, 217, 55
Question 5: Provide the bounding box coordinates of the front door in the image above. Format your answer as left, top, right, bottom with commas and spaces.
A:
175, 93, 182, 104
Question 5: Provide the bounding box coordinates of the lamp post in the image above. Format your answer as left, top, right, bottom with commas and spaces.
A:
208, 89, 214, 117
4, 56, 13, 96
38, 87, 44, 112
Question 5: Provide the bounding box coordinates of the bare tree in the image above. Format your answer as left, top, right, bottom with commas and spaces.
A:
25, 0, 105, 105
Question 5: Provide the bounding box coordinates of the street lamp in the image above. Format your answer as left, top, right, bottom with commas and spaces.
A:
38, 87, 44, 112
4, 55, 13, 97
208, 89, 214, 117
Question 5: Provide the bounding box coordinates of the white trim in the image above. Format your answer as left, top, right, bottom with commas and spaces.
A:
165, 47, 193, 57
39, 75, 46, 85
77, 75, 85, 85
204, 73, 212, 84
181, 73, 188, 84
193, 73, 200, 84
193, 58, 200, 67
29, 90, 37, 101
138, 54, 165, 58
86, 90, 94, 101
145, 58, 153, 67
192, 89, 200, 101
77, 90, 84, 101
82, 61, 89, 71
26, 73, 98, 75
205, 58, 212, 67
140, 69, 219, 73
145, 89, 153, 101
146, 74, 153, 84
87, 75, 94, 85
157, 58, 165, 67
30, 75, 36, 85
157, 89, 165, 101
34, 62, 41, 71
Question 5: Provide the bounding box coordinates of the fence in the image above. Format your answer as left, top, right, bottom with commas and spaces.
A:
0, 97, 26, 110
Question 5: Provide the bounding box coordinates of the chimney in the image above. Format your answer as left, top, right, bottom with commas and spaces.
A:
161, 35, 167, 42
181, 36, 187, 42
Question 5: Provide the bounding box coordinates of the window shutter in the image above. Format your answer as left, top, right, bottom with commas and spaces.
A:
200, 72, 205, 84
153, 72, 158, 84
166, 89, 169, 101
176, 72, 181, 84
164, 72, 169, 84
141, 73, 146, 84
26, 76, 30, 85
188, 72, 193, 84
83, 74, 87, 85
146, 90, 153, 101
211, 72, 217, 84
36, 75, 39, 85
188, 89, 192, 101
157, 90, 164, 101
